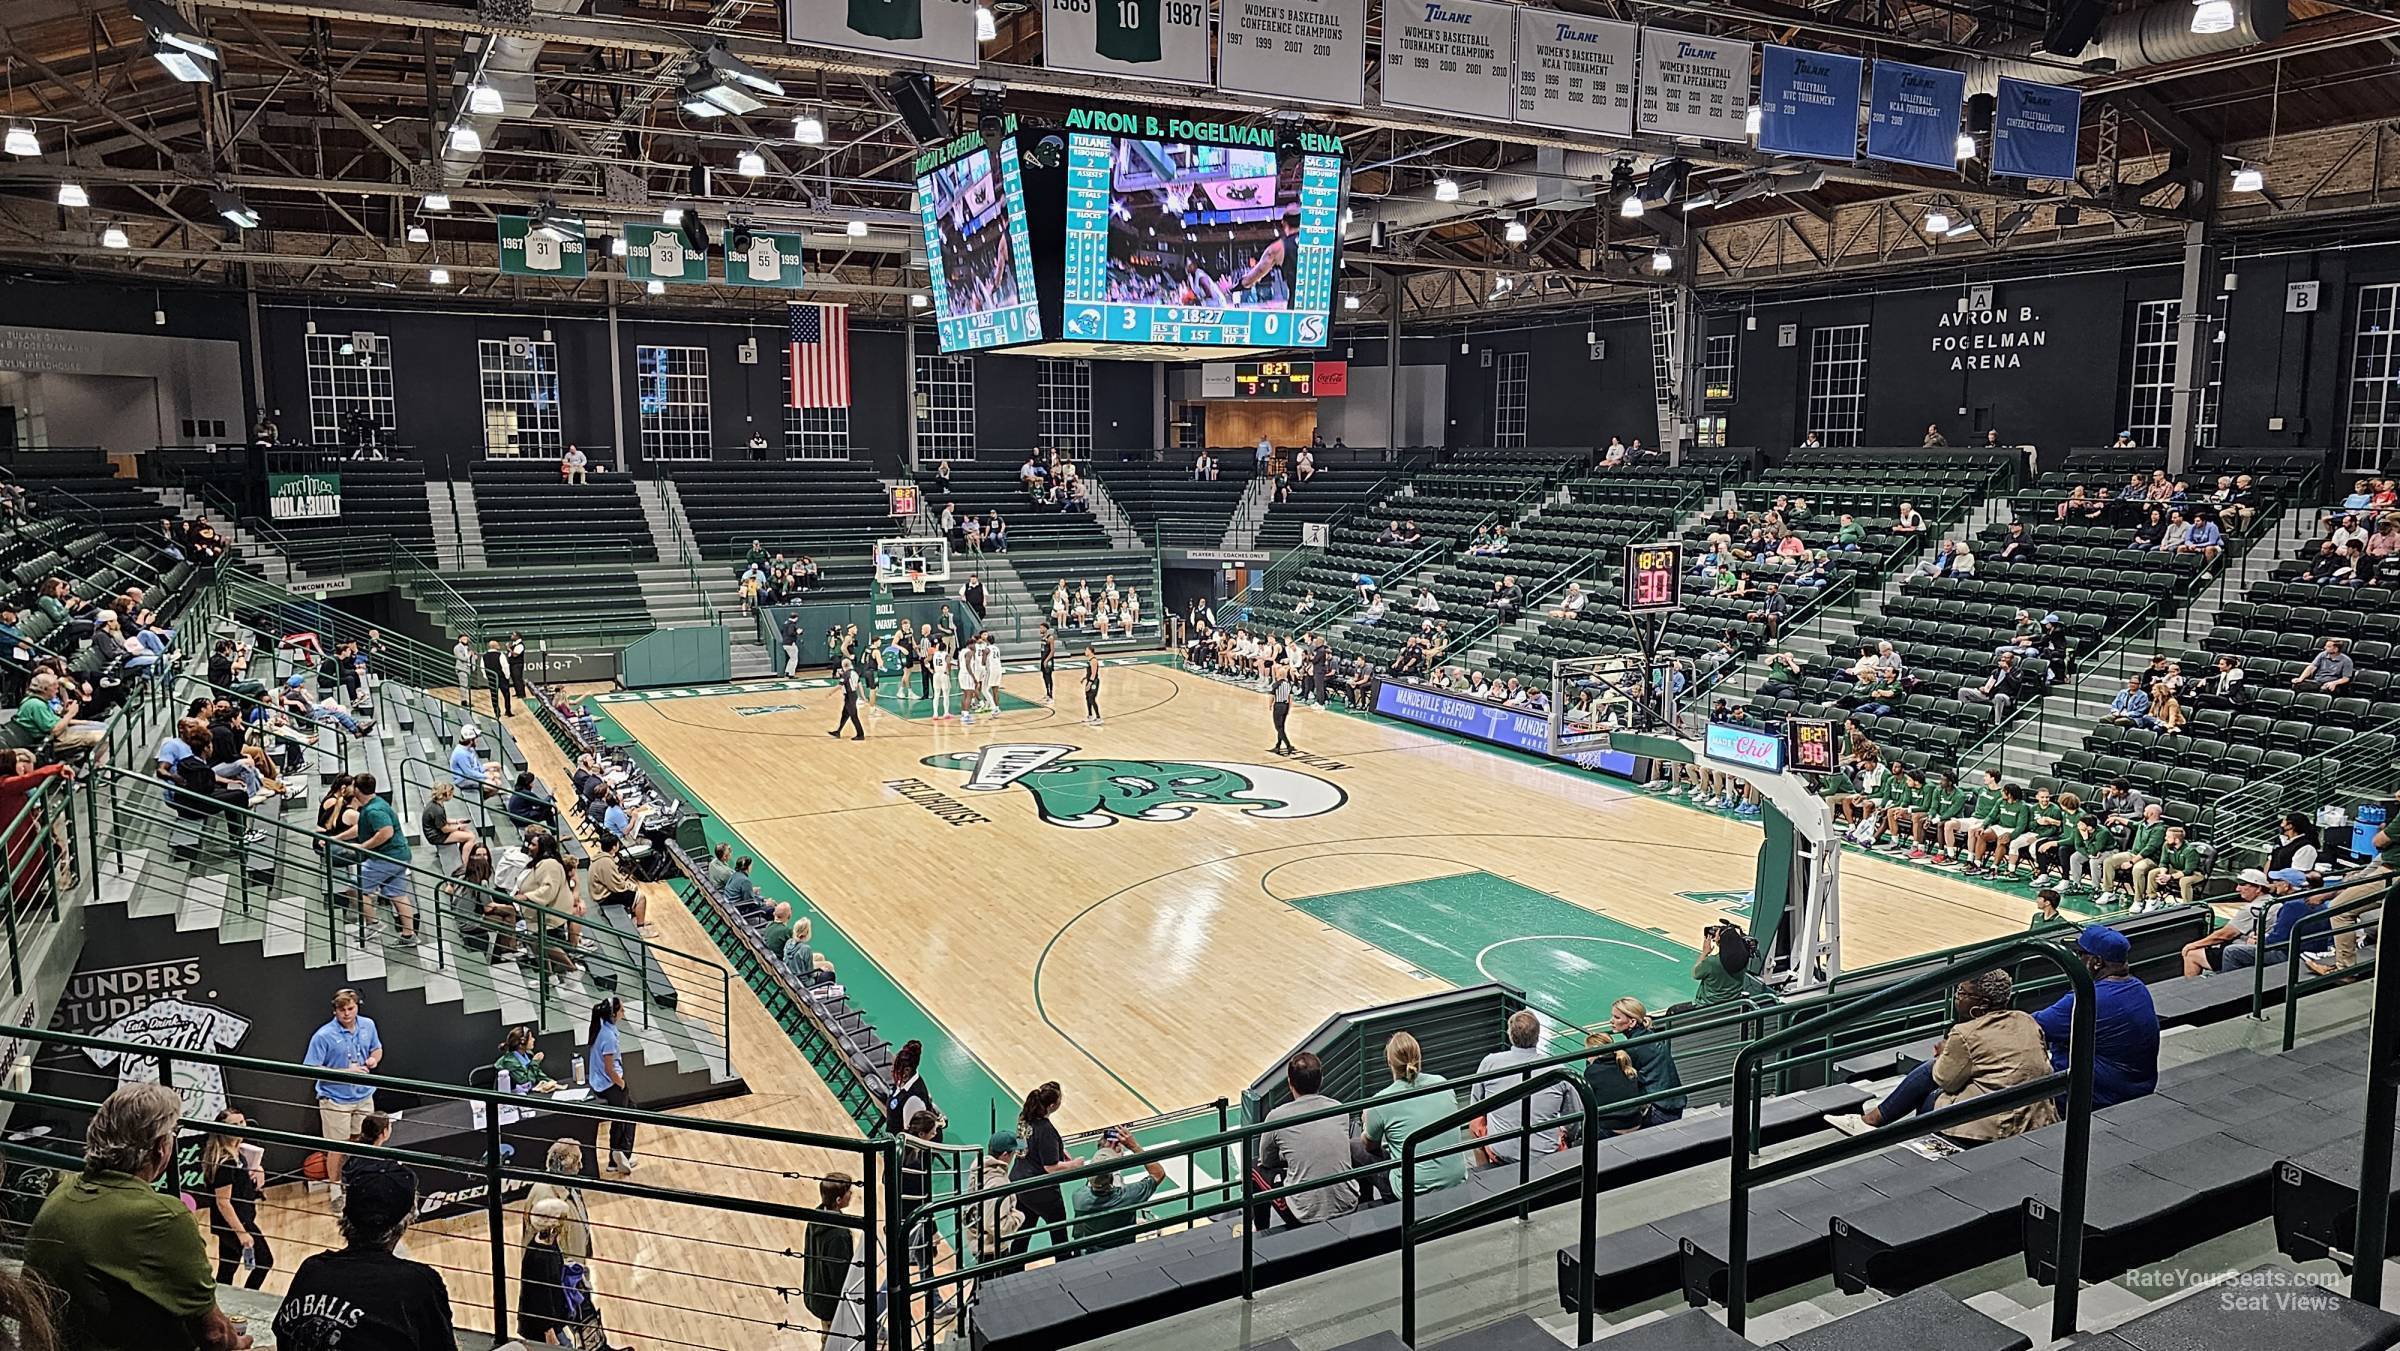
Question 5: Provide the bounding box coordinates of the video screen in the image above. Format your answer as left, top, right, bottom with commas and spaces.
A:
1059, 132, 1340, 349
917, 140, 1042, 352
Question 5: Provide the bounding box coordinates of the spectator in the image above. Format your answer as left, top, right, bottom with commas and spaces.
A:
2097, 802, 2171, 908
1610, 998, 1686, 1125
2269, 812, 2321, 874
1962, 652, 2040, 721
782, 916, 836, 986
962, 1135, 1025, 1274
2005, 787, 2068, 884
801, 1174, 856, 1332
504, 771, 557, 831
1996, 521, 2036, 563
1362, 1032, 1466, 1195
1921, 424, 1948, 448
330, 773, 419, 946
1470, 1011, 1572, 1167
2031, 888, 2068, 929
517, 1199, 576, 1346
494, 1026, 548, 1092
2292, 639, 2355, 694
588, 832, 648, 933
272, 1164, 454, 1350
1692, 923, 1758, 1005
2060, 812, 2111, 897
1893, 500, 1926, 534
1962, 781, 2032, 878
2222, 870, 2330, 971
1071, 1127, 1169, 1254
1833, 514, 1865, 552
202, 1109, 272, 1289
2032, 925, 2160, 1109
2181, 869, 2274, 977
1260, 1052, 1382, 1223
303, 988, 384, 1201
720, 855, 760, 920
560, 445, 589, 485
2182, 512, 2223, 562
1008, 1083, 1077, 1255
2103, 676, 2151, 726
420, 783, 476, 855
481, 640, 513, 718
26, 1083, 251, 1351
13, 671, 105, 758
1828, 969, 2058, 1145
588, 996, 638, 1174
2141, 826, 2209, 911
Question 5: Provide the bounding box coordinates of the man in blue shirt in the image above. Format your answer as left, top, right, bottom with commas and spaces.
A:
302, 988, 383, 1200
2032, 925, 2159, 1109
449, 726, 489, 792
2182, 515, 2224, 562
2103, 677, 2150, 725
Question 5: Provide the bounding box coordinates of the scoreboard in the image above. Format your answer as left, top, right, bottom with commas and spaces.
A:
1235, 361, 1314, 397
1623, 541, 1685, 613
1789, 718, 1836, 774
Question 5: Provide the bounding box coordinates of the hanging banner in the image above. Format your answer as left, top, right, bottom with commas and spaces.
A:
267, 472, 342, 521
1992, 76, 2083, 181
1865, 59, 1966, 171
1043, 0, 1212, 84
622, 223, 708, 284
1381, 0, 1516, 123
1514, 12, 1637, 137
724, 231, 808, 289
1217, 0, 1367, 106
1756, 44, 1861, 162
789, 0, 980, 68
495, 215, 588, 279
1636, 29, 1753, 143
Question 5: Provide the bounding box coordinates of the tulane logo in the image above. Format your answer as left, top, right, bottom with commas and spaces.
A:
921, 743, 1346, 830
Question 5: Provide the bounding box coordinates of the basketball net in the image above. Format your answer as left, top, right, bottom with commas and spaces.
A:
908, 572, 927, 595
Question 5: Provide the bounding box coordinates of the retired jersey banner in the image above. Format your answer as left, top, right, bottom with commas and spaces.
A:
1756, 45, 1861, 162
622, 223, 708, 284
791, 0, 980, 67
1381, 0, 1517, 123
1043, 0, 1212, 84
724, 231, 807, 289
1992, 76, 2083, 181
1218, 0, 1366, 106
1514, 12, 1637, 137
495, 214, 588, 279
1866, 59, 1966, 171
1637, 29, 1753, 142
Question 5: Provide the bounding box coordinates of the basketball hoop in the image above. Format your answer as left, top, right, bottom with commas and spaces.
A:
908, 572, 927, 595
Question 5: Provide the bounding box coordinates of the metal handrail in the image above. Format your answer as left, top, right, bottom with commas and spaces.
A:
2208, 712, 2400, 845
1953, 596, 2164, 778
2349, 875, 2400, 1304
2246, 872, 2394, 1021
1724, 935, 2097, 1340
2278, 872, 2400, 1050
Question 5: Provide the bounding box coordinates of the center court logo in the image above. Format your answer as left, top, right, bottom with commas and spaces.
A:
922, 743, 1346, 830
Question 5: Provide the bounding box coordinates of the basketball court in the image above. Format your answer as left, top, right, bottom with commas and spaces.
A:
583, 657, 2036, 1135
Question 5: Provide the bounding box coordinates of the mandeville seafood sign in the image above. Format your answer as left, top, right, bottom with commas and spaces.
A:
1932, 302, 2050, 372
267, 471, 342, 521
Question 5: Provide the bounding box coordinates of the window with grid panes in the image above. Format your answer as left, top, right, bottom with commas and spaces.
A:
2345, 283, 2400, 471
1492, 350, 1528, 447
1704, 333, 1737, 402
1038, 358, 1093, 454
1694, 414, 1728, 449
634, 345, 712, 460
1805, 325, 1868, 446
2125, 299, 2222, 449
915, 352, 976, 457
305, 332, 396, 445
781, 354, 851, 459
477, 339, 562, 457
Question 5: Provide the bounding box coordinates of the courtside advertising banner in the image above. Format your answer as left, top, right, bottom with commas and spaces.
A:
1514, 12, 1637, 137
1217, 0, 1367, 106
1637, 29, 1753, 142
1043, 0, 1212, 84
1992, 76, 2083, 181
792, 0, 980, 66
1381, 0, 1517, 123
1865, 59, 1966, 170
1756, 44, 1861, 162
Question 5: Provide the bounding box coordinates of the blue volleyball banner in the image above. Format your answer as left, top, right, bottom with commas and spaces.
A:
1992, 76, 2083, 181
1756, 45, 1862, 162
1865, 59, 1965, 171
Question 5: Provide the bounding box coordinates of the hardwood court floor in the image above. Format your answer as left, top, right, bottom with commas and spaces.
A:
589, 660, 2036, 1133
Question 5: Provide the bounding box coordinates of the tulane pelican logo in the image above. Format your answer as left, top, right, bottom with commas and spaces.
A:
921, 743, 1346, 830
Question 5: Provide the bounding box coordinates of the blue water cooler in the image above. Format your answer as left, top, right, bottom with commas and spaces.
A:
2357, 803, 2391, 861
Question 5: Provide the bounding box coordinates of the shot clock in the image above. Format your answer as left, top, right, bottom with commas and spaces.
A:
1622, 541, 1685, 613
1788, 718, 1836, 774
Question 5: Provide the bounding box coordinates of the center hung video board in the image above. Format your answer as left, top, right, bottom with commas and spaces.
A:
915, 131, 1043, 353
1058, 126, 1342, 349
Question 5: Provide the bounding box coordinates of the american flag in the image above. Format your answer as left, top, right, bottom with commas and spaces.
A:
787, 301, 850, 409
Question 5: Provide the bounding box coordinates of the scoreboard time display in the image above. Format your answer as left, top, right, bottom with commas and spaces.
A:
1623, 541, 1685, 613
1235, 361, 1315, 396
1788, 718, 1836, 773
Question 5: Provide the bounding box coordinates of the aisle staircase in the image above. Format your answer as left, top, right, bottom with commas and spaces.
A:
427, 478, 487, 570
1223, 474, 1275, 551
968, 556, 1046, 661
1081, 476, 1143, 550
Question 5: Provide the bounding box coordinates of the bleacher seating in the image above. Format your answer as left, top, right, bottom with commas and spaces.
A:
471, 459, 657, 564
1256, 468, 1387, 549
270, 459, 434, 567
441, 568, 651, 641
1089, 455, 1256, 545
671, 460, 890, 563
915, 458, 1111, 551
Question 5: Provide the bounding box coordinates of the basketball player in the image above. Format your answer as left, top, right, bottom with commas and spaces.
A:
980, 637, 1004, 715
1082, 648, 1103, 726
929, 643, 952, 721
828, 659, 866, 741
1038, 622, 1059, 707
1269, 663, 1297, 756
958, 642, 979, 727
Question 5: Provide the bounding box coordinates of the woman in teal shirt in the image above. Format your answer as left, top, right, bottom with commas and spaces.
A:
1363, 1033, 1467, 1196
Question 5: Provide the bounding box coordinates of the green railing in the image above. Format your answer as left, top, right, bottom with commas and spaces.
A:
1954, 596, 2164, 778
2276, 873, 2400, 1050
2207, 713, 2400, 848
2349, 877, 2400, 1304
1213, 459, 1428, 625
210, 569, 491, 728
1726, 936, 2098, 1340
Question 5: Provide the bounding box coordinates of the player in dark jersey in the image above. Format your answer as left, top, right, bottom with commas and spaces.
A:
849, 0, 923, 41
1038, 622, 1059, 707
1097, 0, 1164, 64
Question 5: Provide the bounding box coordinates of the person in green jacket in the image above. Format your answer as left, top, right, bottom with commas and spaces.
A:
1362, 1033, 1467, 1196
1966, 782, 2032, 878
2029, 887, 2069, 929
2004, 787, 2068, 883
1907, 771, 1965, 861
2101, 803, 2171, 907
1942, 769, 2008, 866
1692, 922, 1760, 1005
1872, 765, 1921, 851
2142, 825, 2209, 911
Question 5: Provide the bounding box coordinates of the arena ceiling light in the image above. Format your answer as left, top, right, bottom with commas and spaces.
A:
1502, 215, 1527, 244
1432, 176, 1460, 202
407, 223, 429, 243
55, 181, 88, 208
1922, 208, 1952, 233
793, 112, 827, 145
1744, 105, 1762, 136
4, 124, 39, 158
428, 266, 450, 285
423, 192, 451, 212
976, 4, 998, 40
2190, 0, 2237, 34
1649, 248, 1673, 273
611, 234, 629, 256
846, 218, 869, 237
211, 189, 259, 230
148, 35, 215, 83
2231, 163, 2265, 192
646, 279, 666, 295
662, 207, 684, 225
1343, 293, 1361, 310
1682, 189, 1717, 212
465, 80, 505, 116
101, 224, 130, 249
737, 147, 767, 178
681, 42, 782, 118
448, 122, 483, 154
1955, 132, 1977, 160
129, 0, 218, 81
1943, 216, 1976, 239
910, 293, 929, 308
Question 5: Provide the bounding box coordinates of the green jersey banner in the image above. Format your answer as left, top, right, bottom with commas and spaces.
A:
622, 223, 708, 284
267, 471, 342, 521
789, 0, 978, 67
1043, 0, 1211, 84
495, 215, 588, 278
724, 231, 808, 289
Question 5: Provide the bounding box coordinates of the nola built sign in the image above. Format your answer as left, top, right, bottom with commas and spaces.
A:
267, 471, 342, 521
1931, 303, 2049, 372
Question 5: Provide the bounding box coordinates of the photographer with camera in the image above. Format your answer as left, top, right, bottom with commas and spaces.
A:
1693, 921, 1759, 1007
1070, 1123, 1169, 1256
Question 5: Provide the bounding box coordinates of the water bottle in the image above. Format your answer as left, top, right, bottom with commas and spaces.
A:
571, 1054, 585, 1086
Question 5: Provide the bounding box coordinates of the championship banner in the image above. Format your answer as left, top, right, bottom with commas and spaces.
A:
724, 231, 807, 289
267, 471, 342, 522
621, 223, 708, 284
1756, 44, 1861, 162
495, 214, 588, 279
1992, 76, 2083, 181
1381, 0, 1516, 123
1865, 59, 1966, 171
1514, 12, 1637, 138
789, 0, 980, 67
1637, 29, 1753, 143
1218, 0, 1366, 106
1043, 0, 1211, 85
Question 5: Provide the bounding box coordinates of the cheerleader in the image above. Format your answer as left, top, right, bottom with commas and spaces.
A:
1082, 648, 1103, 725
